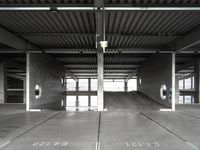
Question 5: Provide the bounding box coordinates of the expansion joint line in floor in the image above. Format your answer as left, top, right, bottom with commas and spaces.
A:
96, 111, 101, 150
139, 112, 199, 150
1, 112, 62, 149
178, 111, 200, 120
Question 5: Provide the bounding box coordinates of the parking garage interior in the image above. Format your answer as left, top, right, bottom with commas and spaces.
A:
1, 0, 200, 150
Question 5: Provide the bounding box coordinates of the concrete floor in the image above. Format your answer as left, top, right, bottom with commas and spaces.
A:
0, 92, 200, 150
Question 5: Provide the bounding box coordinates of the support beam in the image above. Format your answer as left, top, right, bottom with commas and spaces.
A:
176, 61, 195, 72
165, 25, 200, 52
172, 53, 176, 111
124, 80, 128, 92
1, 6, 200, 11
23, 79, 26, 104
0, 62, 7, 103
0, 26, 40, 52
7, 73, 24, 80
194, 60, 200, 103
76, 80, 79, 108
65, 68, 78, 82
125, 71, 137, 81
26, 53, 30, 111
3, 58, 25, 71
95, 0, 104, 111
97, 51, 104, 111
20, 32, 183, 37
88, 78, 91, 107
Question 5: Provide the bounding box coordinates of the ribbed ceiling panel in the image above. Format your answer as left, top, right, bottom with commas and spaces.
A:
0, 11, 95, 33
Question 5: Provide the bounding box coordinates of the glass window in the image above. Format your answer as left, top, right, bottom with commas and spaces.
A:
185, 78, 192, 90
179, 79, 183, 90
66, 79, 76, 91
179, 96, 184, 104
91, 96, 97, 107
66, 96, 76, 107
128, 79, 137, 91
79, 96, 88, 107
104, 79, 124, 91
91, 79, 97, 91
79, 79, 88, 91
185, 96, 192, 104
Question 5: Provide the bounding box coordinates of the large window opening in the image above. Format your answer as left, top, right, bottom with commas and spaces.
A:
128, 79, 137, 91
79, 79, 88, 91
91, 79, 97, 91
66, 79, 76, 91
65, 78, 137, 111
178, 75, 195, 104
104, 79, 124, 91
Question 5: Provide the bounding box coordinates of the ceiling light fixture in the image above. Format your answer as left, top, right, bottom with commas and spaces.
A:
100, 41, 108, 53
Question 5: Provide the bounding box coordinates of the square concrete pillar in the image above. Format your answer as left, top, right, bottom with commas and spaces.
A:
0, 62, 7, 103
124, 80, 128, 92
194, 60, 200, 103
23, 79, 26, 104
88, 78, 91, 107
175, 75, 180, 104
97, 51, 104, 111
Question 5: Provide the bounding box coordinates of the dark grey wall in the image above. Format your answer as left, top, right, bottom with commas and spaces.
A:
138, 54, 173, 107
28, 53, 65, 110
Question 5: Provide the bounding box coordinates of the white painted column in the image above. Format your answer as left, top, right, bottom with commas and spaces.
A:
26, 53, 30, 111
171, 53, 176, 111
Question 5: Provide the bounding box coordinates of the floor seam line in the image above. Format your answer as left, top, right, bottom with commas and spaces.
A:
178, 111, 200, 120
139, 112, 199, 150
2, 111, 62, 149
96, 111, 101, 150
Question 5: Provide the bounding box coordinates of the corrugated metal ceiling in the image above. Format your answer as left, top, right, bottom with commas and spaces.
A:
0, 3, 200, 78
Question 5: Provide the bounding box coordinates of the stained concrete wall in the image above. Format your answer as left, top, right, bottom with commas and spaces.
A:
27, 53, 65, 110
138, 54, 173, 107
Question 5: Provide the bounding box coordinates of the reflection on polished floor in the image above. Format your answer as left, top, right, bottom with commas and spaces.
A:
0, 92, 200, 150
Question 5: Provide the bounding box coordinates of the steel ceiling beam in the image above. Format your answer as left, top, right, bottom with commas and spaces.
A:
0, 7, 200, 11
7, 73, 25, 80
164, 25, 200, 53
1, 57, 25, 71
19, 33, 183, 37
125, 71, 137, 81
0, 26, 40, 52
1, 3, 200, 7
65, 68, 78, 82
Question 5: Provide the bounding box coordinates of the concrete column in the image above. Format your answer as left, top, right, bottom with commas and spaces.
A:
171, 53, 176, 111
76, 80, 79, 107
97, 51, 104, 111
175, 76, 180, 104
23, 79, 26, 104
26, 53, 30, 111
194, 60, 200, 103
88, 78, 91, 107
0, 62, 6, 103
124, 80, 128, 92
